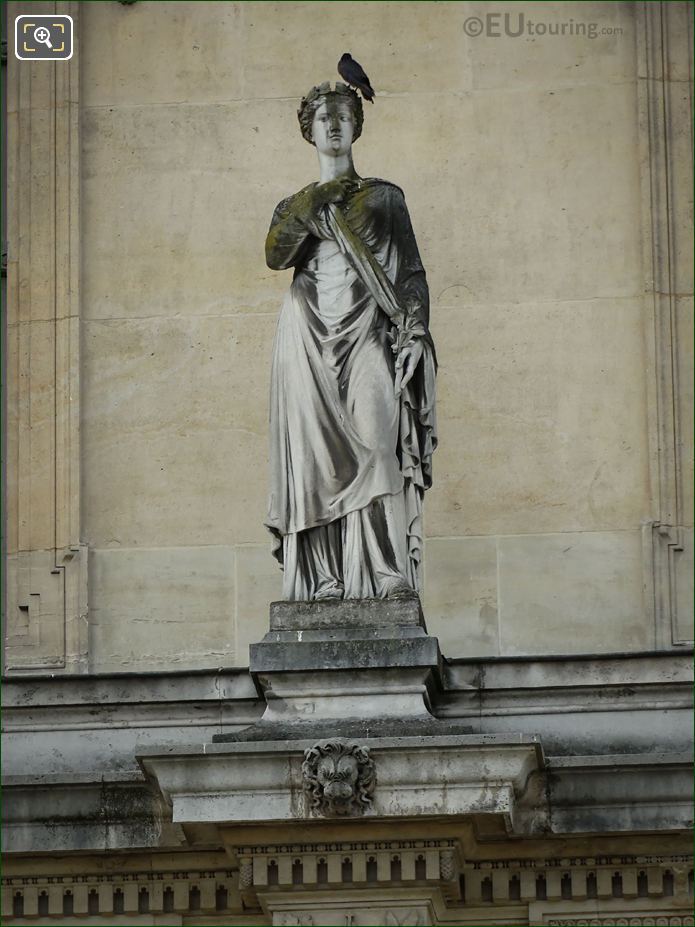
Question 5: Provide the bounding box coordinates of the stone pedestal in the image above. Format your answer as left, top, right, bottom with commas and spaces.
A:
141, 601, 543, 828
246, 598, 443, 726
138, 599, 544, 924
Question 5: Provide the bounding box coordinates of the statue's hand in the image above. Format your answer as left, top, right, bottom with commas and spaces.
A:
394, 338, 424, 397
312, 176, 358, 209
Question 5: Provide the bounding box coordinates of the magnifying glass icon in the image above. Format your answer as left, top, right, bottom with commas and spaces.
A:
34, 26, 53, 49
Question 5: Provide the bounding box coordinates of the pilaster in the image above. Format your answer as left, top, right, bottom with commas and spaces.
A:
637, 1, 694, 647
4, 1, 86, 672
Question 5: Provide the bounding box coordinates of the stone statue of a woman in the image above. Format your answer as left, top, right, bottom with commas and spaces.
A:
265, 81, 437, 602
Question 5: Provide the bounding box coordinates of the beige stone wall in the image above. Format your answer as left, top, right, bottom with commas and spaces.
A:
36, 0, 688, 669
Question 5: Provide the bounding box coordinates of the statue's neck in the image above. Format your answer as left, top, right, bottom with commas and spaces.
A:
317, 150, 359, 184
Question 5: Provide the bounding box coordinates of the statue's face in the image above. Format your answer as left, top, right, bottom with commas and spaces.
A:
311, 98, 354, 157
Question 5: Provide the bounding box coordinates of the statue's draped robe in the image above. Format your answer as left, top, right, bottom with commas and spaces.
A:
265, 178, 437, 600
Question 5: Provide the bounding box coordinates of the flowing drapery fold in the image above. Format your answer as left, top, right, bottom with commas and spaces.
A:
265, 178, 437, 595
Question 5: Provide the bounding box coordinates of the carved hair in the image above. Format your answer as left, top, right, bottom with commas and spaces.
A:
297, 81, 364, 146
302, 740, 375, 815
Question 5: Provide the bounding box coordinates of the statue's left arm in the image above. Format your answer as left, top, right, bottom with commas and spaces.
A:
390, 189, 431, 336
387, 185, 437, 502
388, 188, 436, 393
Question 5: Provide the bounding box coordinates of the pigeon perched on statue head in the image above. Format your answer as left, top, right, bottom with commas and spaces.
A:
338, 53, 375, 104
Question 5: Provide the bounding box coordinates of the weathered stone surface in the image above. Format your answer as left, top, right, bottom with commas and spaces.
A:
5, 6, 85, 673
81, 314, 275, 549
422, 537, 499, 657
250, 632, 439, 674
89, 546, 237, 672
70, 0, 692, 666
2, 651, 692, 855
542, 751, 695, 834
235, 545, 284, 662
138, 734, 693, 836
138, 734, 544, 827
248, 601, 443, 722
1, 777, 173, 854
214, 717, 477, 744
443, 651, 694, 756
2, 669, 261, 780
428, 298, 650, 540
497, 529, 648, 655
269, 598, 425, 632
5, 653, 690, 785
251, 600, 440, 691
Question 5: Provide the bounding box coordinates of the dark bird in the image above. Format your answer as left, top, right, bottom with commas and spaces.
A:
338, 53, 375, 104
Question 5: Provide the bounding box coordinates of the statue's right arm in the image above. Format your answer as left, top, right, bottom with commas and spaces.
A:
265, 188, 320, 271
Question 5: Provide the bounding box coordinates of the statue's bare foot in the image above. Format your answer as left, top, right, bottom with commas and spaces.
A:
313, 582, 344, 601
383, 578, 417, 600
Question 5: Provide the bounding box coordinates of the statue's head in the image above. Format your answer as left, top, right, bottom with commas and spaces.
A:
297, 81, 364, 151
